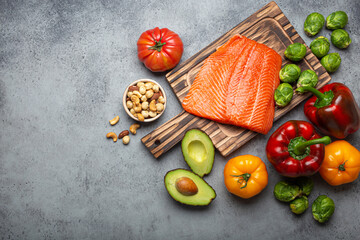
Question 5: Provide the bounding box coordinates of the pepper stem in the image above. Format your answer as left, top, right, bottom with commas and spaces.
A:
338, 160, 348, 171
296, 86, 334, 108
292, 136, 331, 156
231, 173, 251, 189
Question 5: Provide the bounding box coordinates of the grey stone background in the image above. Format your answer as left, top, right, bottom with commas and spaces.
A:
1, 0, 359, 239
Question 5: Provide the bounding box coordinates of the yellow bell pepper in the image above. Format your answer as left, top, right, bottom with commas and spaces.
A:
319, 140, 360, 186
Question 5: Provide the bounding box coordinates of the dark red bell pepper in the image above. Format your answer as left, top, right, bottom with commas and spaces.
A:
296, 82, 360, 139
266, 120, 331, 177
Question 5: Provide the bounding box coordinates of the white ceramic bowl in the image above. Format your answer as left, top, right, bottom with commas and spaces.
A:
123, 79, 167, 122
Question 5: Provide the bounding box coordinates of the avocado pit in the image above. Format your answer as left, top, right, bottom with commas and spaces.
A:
175, 177, 198, 196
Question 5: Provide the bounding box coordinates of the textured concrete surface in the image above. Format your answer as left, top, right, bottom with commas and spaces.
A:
1, 0, 359, 239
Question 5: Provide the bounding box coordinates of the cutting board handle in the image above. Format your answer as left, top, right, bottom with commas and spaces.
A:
141, 111, 211, 158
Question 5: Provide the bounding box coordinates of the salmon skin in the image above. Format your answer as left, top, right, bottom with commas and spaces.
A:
182, 34, 282, 134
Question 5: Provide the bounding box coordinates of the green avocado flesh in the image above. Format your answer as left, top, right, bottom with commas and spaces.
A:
164, 169, 216, 206
181, 129, 215, 177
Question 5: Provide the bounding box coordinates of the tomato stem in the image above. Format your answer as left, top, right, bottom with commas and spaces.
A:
231, 173, 251, 189
338, 160, 348, 171
149, 33, 166, 52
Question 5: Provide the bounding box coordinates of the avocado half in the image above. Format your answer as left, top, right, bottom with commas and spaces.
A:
164, 169, 216, 206
181, 129, 215, 177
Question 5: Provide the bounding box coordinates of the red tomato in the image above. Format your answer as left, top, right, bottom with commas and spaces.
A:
137, 27, 183, 72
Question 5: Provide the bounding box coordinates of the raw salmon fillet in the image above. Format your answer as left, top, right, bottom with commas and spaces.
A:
182, 34, 282, 134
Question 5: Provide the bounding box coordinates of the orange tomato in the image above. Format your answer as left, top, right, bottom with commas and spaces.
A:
224, 155, 268, 199
319, 140, 360, 186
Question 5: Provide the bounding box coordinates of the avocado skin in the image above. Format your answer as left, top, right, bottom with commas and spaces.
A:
164, 169, 216, 206
181, 129, 215, 177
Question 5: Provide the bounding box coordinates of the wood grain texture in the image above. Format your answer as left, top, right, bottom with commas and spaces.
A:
142, 1, 331, 158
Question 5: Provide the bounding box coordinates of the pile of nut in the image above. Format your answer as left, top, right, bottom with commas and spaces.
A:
126, 81, 165, 121
106, 116, 140, 145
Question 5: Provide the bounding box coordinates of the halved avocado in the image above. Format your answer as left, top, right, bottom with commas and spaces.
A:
181, 129, 215, 177
164, 169, 216, 206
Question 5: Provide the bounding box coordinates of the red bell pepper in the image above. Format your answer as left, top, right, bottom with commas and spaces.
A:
296, 82, 360, 139
266, 120, 331, 177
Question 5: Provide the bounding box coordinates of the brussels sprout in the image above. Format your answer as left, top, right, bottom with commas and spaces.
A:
297, 69, 318, 88
274, 83, 293, 107
310, 36, 330, 58
331, 29, 352, 49
284, 43, 307, 62
296, 177, 314, 196
279, 64, 301, 83
290, 196, 309, 214
312, 195, 335, 223
321, 53, 341, 73
304, 12, 325, 36
326, 11, 348, 30
274, 181, 301, 202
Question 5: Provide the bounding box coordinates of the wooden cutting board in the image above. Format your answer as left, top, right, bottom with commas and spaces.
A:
142, 1, 331, 158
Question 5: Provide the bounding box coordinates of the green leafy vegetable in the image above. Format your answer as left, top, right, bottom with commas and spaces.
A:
274, 83, 294, 107
312, 195, 335, 223
290, 196, 309, 214
321, 53, 341, 73
310, 36, 330, 58
326, 11, 348, 30
279, 64, 301, 83
284, 43, 307, 62
331, 29, 352, 49
304, 12, 325, 36
274, 181, 301, 202
297, 69, 318, 88
296, 177, 314, 196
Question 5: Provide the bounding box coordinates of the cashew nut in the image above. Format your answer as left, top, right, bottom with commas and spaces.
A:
137, 113, 145, 122
122, 135, 130, 145
131, 95, 140, 105
106, 132, 117, 142
149, 111, 157, 118
127, 91, 133, 98
129, 123, 141, 135
133, 90, 142, 98
109, 116, 120, 125
149, 100, 157, 112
